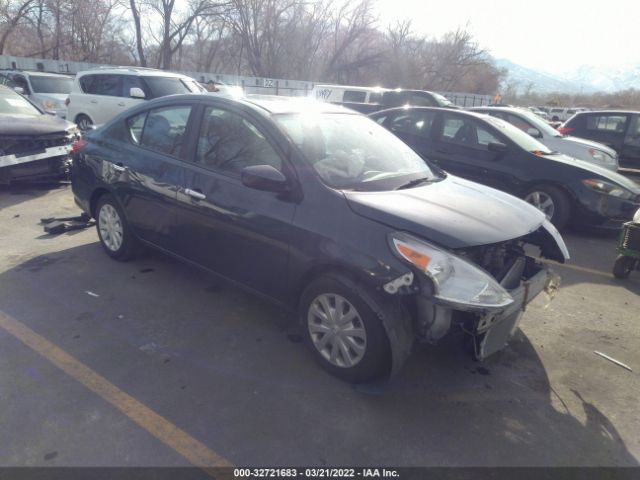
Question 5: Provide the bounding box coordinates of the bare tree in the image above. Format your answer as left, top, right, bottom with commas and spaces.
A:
130, 0, 146, 66
0, 0, 36, 54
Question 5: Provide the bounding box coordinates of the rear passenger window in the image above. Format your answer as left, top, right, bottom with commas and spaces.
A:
92, 75, 122, 97
586, 115, 628, 132
343, 91, 366, 103
137, 106, 192, 156
195, 107, 282, 175
79, 75, 96, 93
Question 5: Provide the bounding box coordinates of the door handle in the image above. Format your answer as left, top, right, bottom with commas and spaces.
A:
112, 162, 126, 172
117, 102, 125, 107
185, 188, 206, 201
90, 99, 98, 104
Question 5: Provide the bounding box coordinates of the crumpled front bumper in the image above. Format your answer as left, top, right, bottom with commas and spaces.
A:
477, 264, 558, 359
0, 145, 72, 169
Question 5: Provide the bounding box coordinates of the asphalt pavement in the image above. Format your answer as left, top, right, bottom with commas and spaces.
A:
0, 184, 639, 467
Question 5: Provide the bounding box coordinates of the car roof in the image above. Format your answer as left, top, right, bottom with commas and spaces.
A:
572, 109, 639, 115
0, 84, 20, 95
470, 106, 532, 115
77, 67, 191, 78
0, 70, 72, 78
371, 106, 488, 119
119, 93, 357, 116
239, 95, 356, 115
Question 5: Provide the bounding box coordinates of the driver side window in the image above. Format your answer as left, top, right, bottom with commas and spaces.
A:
195, 107, 282, 175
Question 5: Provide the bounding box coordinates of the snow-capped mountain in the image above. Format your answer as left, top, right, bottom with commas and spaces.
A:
494, 58, 640, 93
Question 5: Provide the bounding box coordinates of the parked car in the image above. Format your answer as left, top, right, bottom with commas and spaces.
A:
471, 106, 619, 171
66, 67, 205, 130
527, 107, 549, 120
560, 110, 640, 168
370, 107, 640, 230
0, 70, 72, 118
71, 94, 569, 382
548, 107, 588, 122
312, 84, 457, 114
0, 85, 77, 184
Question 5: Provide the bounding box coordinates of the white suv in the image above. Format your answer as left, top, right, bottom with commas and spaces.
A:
66, 67, 205, 130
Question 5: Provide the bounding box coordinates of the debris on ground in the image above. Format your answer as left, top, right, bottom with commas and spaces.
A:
85, 291, 99, 298
594, 350, 633, 372
41, 213, 94, 234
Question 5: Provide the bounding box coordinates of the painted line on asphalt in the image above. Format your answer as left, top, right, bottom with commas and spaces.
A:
0, 310, 232, 470
549, 261, 611, 278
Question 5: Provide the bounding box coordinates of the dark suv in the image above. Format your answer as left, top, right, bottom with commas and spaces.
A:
560, 111, 640, 167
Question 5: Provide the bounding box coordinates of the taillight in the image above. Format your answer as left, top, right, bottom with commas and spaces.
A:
558, 126, 574, 135
64, 97, 70, 106
71, 139, 87, 154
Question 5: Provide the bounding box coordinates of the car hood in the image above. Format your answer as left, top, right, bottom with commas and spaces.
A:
0, 114, 75, 136
545, 152, 640, 193
562, 135, 618, 157
344, 175, 547, 248
32, 93, 68, 103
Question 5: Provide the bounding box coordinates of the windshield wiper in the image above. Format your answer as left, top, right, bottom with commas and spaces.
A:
395, 177, 432, 190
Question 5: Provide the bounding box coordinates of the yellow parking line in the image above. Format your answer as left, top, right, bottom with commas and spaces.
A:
0, 311, 232, 470
548, 261, 611, 278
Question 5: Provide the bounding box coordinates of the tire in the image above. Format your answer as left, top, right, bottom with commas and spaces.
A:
613, 255, 635, 279
524, 185, 571, 230
299, 274, 391, 383
76, 114, 93, 131
95, 193, 140, 261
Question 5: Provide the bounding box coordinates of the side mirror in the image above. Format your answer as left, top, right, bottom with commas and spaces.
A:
13, 86, 24, 94
487, 141, 508, 155
241, 165, 289, 192
526, 127, 542, 138
130, 87, 146, 99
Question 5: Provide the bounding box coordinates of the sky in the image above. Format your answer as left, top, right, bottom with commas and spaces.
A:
375, 0, 640, 74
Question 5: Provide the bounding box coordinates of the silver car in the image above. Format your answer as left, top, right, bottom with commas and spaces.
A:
0, 70, 72, 118
472, 106, 619, 171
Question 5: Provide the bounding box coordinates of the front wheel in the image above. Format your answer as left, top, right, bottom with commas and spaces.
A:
613, 255, 636, 279
300, 274, 391, 383
76, 114, 93, 131
524, 185, 571, 230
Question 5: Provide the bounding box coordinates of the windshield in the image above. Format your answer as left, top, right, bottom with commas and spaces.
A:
275, 113, 438, 190
484, 115, 553, 154
142, 77, 194, 98
29, 75, 73, 94
0, 90, 41, 116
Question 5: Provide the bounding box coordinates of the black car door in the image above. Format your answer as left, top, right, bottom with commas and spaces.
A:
622, 114, 640, 163
430, 111, 512, 190
106, 102, 196, 251
376, 109, 437, 158
172, 104, 298, 301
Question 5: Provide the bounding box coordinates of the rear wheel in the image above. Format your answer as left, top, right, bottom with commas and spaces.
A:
613, 255, 635, 279
96, 193, 140, 261
300, 274, 391, 383
76, 114, 93, 131
524, 185, 571, 230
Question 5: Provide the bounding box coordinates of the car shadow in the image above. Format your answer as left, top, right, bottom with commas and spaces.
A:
0, 182, 69, 210
0, 242, 638, 466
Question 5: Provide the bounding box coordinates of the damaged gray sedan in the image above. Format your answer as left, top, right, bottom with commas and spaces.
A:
0, 85, 78, 184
